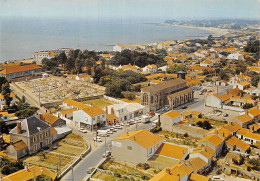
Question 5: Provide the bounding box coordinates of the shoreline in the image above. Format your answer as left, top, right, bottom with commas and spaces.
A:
161, 23, 230, 39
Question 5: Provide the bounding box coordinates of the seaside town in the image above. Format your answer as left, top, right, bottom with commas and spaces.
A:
0, 18, 260, 181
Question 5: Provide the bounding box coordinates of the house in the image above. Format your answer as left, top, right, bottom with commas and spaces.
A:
62, 98, 89, 110
233, 81, 251, 90
119, 64, 139, 72
113, 44, 126, 52
247, 106, 260, 122
160, 110, 181, 131
190, 145, 213, 165
198, 135, 224, 157
227, 53, 244, 60
142, 64, 157, 73
200, 60, 214, 67
41, 113, 72, 140
7, 116, 52, 160
2, 165, 56, 181
150, 163, 209, 181
225, 136, 250, 153
233, 113, 254, 128
249, 67, 260, 73
73, 106, 106, 130
155, 143, 189, 162
0, 92, 16, 110
75, 74, 93, 82
100, 54, 114, 60
190, 111, 202, 118
0, 64, 42, 79
111, 129, 163, 163
57, 108, 77, 120
236, 128, 260, 145
106, 103, 146, 122
187, 157, 208, 174
205, 93, 230, 108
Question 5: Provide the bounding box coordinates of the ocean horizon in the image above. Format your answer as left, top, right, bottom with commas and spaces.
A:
0, 17, 212, 62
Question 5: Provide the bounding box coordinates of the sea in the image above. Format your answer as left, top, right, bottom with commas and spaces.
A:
0, 17, 212, 62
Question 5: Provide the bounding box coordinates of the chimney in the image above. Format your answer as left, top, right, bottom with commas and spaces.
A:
182, 149, 185, 155
177, 174, 180, 181
111, 108, 114, 114
24, 164, 29, 172
17, 121, 21, 134
166, 168, 171, 175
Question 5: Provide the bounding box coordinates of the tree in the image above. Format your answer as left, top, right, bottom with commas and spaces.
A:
36, 174, 53, 181
41, 58, 58, 71
242, 103, 254, 109
2, 82, 11, 108
0, 118, 9, 134
203, 121, 212, 130
122, 91, 136, 100
15, 107, 39, 118
105, 83, 122, 98
0, 77, 8, 91
57, 51, 67, 67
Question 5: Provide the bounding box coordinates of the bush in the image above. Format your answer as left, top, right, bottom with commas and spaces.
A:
150, 127, 162, 133
122, 91, 136, 100
247, 166, 251, 171
1, 165, 11, 175
242, 103, 254, 109
136, 163, 150, 170
114, 172, 121, 178
184, 133, 189, 137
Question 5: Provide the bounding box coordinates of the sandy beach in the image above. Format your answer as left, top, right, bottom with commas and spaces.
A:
161, 23, 230, 39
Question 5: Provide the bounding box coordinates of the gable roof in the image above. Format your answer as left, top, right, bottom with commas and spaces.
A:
106, 113, 118, 121
0, 64, 41, 75
237, 128, 260, 141
226, 136, 250, 151
150, 163, 193, 181
82, 106, 106, 116
141, 78, 186, 92
42, 113, 59, 125
234, 114, 253, 123
113, 129, 162, 149
63, 99, 89, 109
162, 110, 181, 119
248, 107, 260, 117
12, 140, 27, 151
59, 108, 77, 115
199, 135, 224, 147
10, 116, 51, 137
227, 88, 240, 96
213, 94, 231, 101
155, 143, 188, 160
2, 166, 56, 181
190, 173, 209, 181
188, 157, 207, 171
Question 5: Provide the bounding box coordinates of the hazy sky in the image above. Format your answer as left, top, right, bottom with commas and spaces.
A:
1, 0, 259, 21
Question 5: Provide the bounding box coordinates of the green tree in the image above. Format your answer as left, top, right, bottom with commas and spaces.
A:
242, 103, 254, 109
123, 91, 136, 100
0, 118, 9, 134
105, 83, 122, 98
2, 82, 11, 108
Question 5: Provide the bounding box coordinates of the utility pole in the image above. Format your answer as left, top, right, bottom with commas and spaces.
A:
38, 88, 41, 106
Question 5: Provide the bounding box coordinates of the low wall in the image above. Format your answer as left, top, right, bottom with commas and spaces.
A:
57, 143, 92, 179
222, 105, 244, 112
103, 95, 127, 104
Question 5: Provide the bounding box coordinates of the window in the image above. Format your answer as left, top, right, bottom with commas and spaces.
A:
23, 149, 26, 154
127, 146, 132, 150
46, 139, 49, 145
45, 131, 48, 137
33, 145, 37, 151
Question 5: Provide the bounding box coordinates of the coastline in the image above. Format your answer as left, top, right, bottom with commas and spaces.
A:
161, 23, 230, 39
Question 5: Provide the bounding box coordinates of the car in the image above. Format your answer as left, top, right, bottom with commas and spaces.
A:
215, 109, 222, 113
199, 92, 203, 95
128, 122, 133, 125
212, 176, 224, 181
114, 125, 123, 129
181, 106, 187, 109
223, 113, 228, 117
107, 131, 113, 134
78, 129, 87, 133
93, 136, 102, 142
103, 151, 111, 158
86, 167, 93, 174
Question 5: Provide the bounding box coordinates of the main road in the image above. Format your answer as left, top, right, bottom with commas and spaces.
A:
61, 122, 153, 181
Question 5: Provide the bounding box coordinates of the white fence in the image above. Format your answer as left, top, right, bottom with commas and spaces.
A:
103, 95, 127, 104
222, 105, 244, 112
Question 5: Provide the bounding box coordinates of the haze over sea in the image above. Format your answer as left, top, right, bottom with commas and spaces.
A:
0, 17, 211, 62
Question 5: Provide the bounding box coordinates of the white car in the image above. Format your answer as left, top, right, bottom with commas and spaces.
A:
107, 131, 113, 134
114, 125, 122, 129
93, 136, 102, 142
79, 129, 87, 133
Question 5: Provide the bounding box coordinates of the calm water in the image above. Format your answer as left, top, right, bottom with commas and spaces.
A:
0, 17, 211, 61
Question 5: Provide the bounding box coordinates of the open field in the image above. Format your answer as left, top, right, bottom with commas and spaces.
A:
83, 98, 116, 108
119, 97, 140, 103
22, 133, 87, 173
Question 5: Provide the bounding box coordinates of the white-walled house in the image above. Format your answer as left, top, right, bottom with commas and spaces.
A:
227, 53, 244, 60
0, 92, 16, 110
160, 110, 181, 131
142, 64, 157, 73
73, 106, 106, 129
113, 44, 126, 52
205, 94, 230, 108
107, 103, 146, 122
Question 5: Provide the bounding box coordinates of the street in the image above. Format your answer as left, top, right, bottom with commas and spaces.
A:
61, 122, 153, 181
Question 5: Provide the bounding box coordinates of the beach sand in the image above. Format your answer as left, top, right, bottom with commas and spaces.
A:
161, 23, 230, 39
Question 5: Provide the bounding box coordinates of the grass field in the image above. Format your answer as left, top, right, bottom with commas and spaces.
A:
83, 98, 115, 108
22, 133, 88, 173
120, 97, 140, 103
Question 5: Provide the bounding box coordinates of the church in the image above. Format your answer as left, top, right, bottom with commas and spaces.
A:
140, 73, 194, 112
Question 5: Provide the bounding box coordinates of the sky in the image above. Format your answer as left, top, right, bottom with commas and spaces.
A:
1, 0, 259, 21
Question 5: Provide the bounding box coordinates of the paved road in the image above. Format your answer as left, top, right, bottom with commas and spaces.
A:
10, 83, 47, 114
62, 122, 153, 181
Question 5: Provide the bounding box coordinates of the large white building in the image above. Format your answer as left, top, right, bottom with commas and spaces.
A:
33, 48, 72, 65
112, 44, 126, 52
107, 103, 146, 122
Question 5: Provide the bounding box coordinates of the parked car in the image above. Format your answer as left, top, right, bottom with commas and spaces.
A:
114, 125, 123, 129
103, 151, 111, 158
215, 109, 222, 113
181, 106, 187, 109
223, 113, 228, 117
78, 128, 87, 133
107, 131, 113, 134
86, 167, 93, 174
110, 127, 116, 132
93, 136, 102, 142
